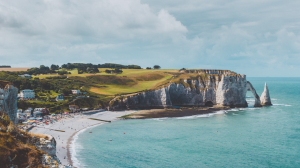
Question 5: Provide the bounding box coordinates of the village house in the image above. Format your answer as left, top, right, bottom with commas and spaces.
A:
33, 108, 49, 116
69, 105, 80, 112
18, 74, 32, 78
72, 90, 87, 95
72, 90, 81, 95
19, 89, 35, 100
56, 95, 64, 101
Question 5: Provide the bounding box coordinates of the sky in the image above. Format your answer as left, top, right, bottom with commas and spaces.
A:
0, 0, 300, 77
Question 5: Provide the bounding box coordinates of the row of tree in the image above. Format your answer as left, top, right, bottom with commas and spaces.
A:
146, 65, 161, 69
61, 63, 142, 70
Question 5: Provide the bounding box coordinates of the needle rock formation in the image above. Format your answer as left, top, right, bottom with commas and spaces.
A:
260, 82, 272, 105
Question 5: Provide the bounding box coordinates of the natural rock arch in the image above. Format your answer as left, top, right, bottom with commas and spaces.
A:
246, 81, 262, 107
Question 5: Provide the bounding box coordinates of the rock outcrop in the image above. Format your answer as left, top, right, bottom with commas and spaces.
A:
0, 80, 18, 124
36, 135, 73, 167
260, 82, 272, 105
110, 72, 269, 109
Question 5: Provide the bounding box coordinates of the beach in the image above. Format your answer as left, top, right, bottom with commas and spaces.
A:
29, 110, 136, 166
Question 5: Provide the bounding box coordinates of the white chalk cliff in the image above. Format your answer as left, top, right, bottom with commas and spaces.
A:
110, 72, 267, 109
260, 82, 272, 105
0, 81, 18, 124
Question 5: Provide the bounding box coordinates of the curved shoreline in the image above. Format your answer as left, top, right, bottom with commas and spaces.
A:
67, 122, 105, 167
29, 110, 137, 166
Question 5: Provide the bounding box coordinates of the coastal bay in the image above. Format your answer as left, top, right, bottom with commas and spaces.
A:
29, 110, 136, 166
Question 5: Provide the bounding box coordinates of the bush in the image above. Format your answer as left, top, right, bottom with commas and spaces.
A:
58, 70, 68, 75
105, 69, 111, 74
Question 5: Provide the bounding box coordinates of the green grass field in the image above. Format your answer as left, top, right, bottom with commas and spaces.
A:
90, 75, 172, 95
32, 68, 179, 97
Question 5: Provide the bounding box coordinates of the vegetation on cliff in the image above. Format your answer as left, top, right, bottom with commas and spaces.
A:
1, 67, 238, 112
0, 111, 47, 167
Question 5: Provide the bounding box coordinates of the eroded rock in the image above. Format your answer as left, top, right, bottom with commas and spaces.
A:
260, 82, 272, 106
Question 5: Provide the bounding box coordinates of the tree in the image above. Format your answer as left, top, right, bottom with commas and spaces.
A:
146, 67, 152, 69
153, 65, 161, 69
105, 69, 112, 74
61, 64, 67, 69
51, 64, 59, 70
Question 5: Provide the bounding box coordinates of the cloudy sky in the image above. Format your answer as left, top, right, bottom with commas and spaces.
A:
0, 0, 300, 77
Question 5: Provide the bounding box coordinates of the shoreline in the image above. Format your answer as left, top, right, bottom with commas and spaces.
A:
67, 122, 105, 167
29, 110, 136, 166
30, 107, 231, 167
120, 106, 231, 119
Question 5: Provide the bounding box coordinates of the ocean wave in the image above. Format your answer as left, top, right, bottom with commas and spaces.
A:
271, 99, 278, 100
227, 109, 239, 111
273, 104, 292, 107
147, 118, 168, 121
176, 110, 226, 120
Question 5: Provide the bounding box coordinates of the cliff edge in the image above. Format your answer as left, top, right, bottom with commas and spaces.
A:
109, 70, 268, 110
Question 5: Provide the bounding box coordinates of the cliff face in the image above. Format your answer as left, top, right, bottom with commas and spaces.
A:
0, 81, 18, 124
110, 73, 265, 109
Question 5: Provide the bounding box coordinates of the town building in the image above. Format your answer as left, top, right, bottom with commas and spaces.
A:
72, 90, 81, 95
33, 111, 42, 117
19, 89, 35, 100
18, 74, 32, 78
69, 105, 80, 112
56, 95, 64, 101
34, 108, 49, 116
24, 108, 33, 117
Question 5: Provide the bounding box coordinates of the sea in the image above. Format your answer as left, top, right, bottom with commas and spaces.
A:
72, 77, 300, 168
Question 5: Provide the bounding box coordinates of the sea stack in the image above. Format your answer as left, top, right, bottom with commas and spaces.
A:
260, 82, 272, 106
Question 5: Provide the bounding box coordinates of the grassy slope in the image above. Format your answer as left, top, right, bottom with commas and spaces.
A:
0, 111, 47, 167
89, 69, 175, 95
34, 68, 178, 96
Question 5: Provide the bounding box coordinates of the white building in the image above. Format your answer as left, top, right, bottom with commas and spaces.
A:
72, 90, 81, 95
20, 89, 35, 100
18, 74, 32, 78
56, 95, 64, 101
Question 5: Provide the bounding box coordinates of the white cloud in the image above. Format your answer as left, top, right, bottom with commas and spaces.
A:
1, 0, 300, 76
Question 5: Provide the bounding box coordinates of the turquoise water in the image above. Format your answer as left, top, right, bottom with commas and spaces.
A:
73, 78, 300, 167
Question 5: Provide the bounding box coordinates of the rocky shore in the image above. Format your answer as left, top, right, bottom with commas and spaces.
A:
120, 106, 230, 119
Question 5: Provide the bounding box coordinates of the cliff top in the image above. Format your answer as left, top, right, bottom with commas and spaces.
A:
0, 80, 14, 89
